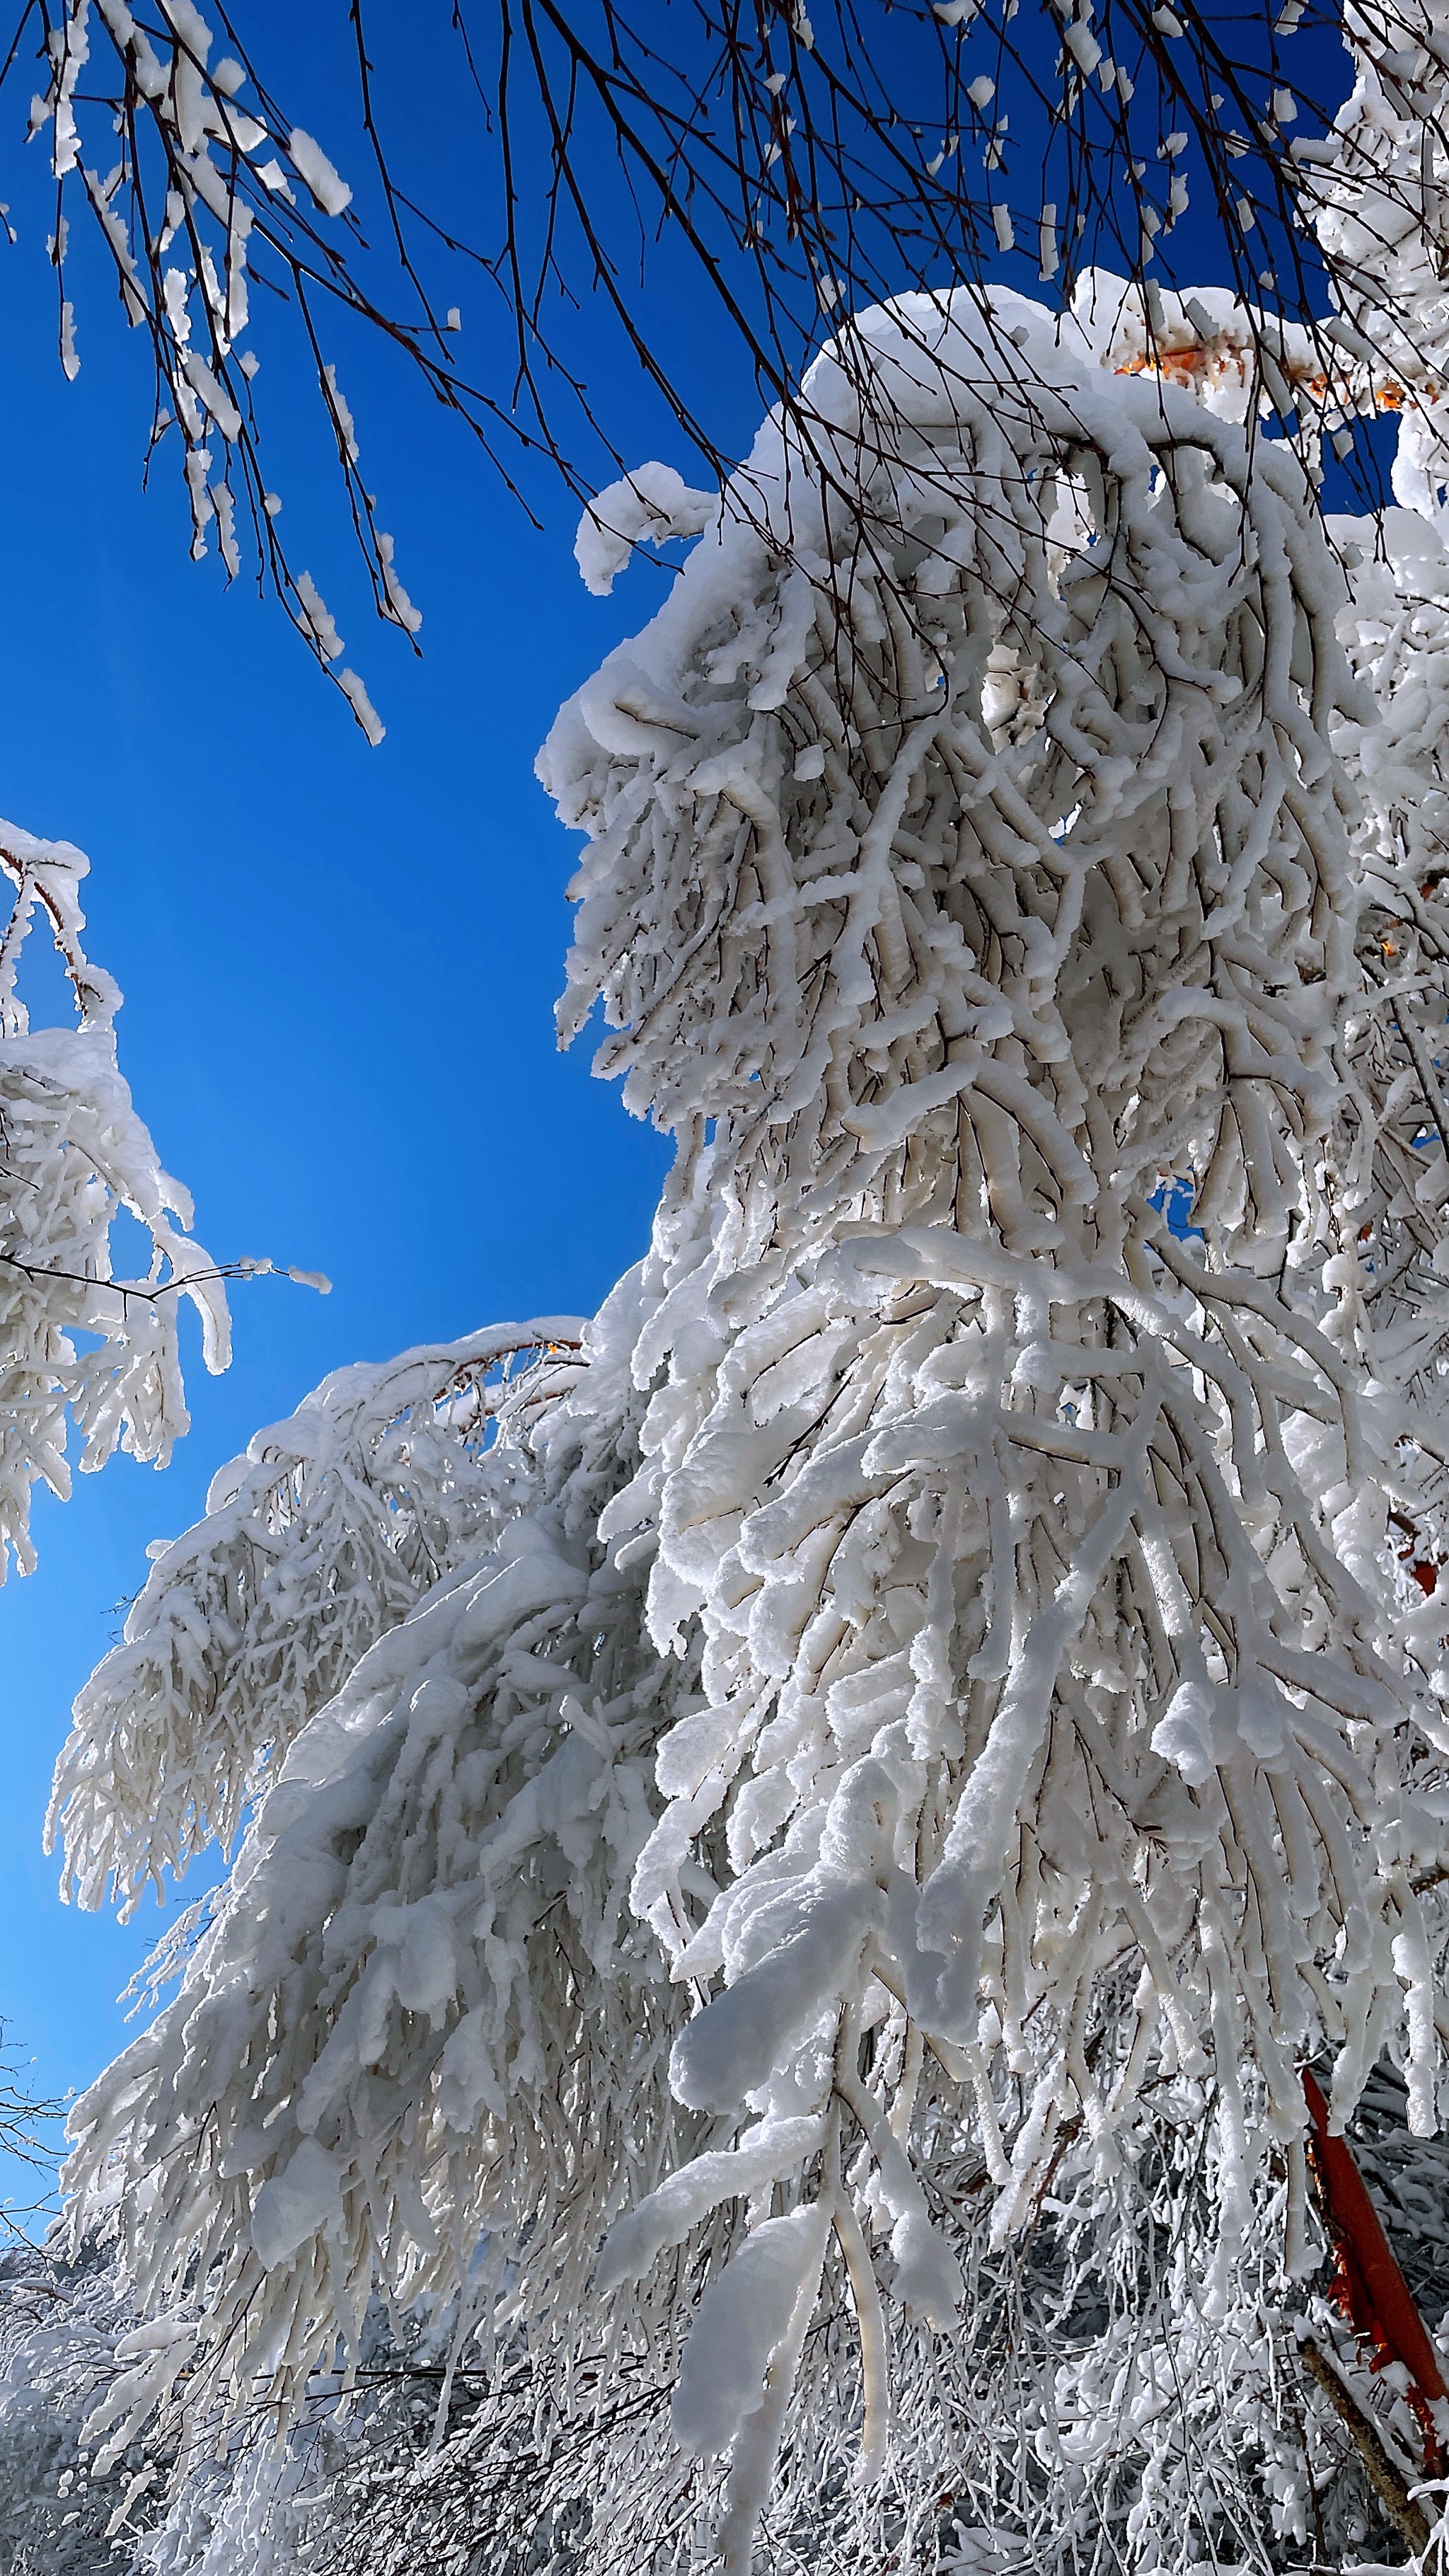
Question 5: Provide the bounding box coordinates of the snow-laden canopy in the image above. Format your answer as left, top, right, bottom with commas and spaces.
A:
45, 241, 1449, 2569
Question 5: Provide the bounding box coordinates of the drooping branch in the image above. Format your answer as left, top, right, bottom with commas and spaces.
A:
13, 0, 1449, 719
0, 820, 233, 1576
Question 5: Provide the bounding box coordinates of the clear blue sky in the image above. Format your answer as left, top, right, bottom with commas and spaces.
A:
0, 0, 1365, 2216
0, 15, 714, 2202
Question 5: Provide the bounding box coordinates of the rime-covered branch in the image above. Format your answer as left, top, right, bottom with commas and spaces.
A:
0, 819, 228, 1578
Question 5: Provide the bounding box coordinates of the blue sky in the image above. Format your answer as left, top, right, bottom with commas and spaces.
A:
0, 42, 708, 2200
0, 0, 1368, 2216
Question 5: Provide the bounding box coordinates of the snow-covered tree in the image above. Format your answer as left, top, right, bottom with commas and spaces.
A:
33, 4, 1449, 2575
0, 819, 230, 1582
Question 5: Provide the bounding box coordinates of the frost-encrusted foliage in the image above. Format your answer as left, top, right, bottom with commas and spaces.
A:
0, 2236, 173, 2576
48, 1323, 584, 1914
54, 268, 1449, 2575
278, 2076, 1449, 2576
64, 1265, 691, 2395
0, 822, 226, 1580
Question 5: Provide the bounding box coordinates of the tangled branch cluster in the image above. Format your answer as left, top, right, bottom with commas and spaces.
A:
21, 0, 1449, 721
